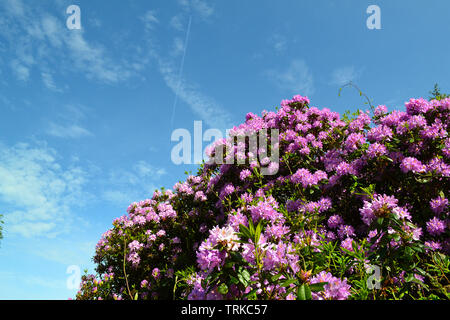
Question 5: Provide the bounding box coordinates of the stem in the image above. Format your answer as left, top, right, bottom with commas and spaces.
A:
340, 81, 375, 114
173, 275, 179, 300
123, 239, 134, 300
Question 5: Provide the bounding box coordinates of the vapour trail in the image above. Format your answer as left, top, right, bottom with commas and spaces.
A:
170, 15, 192, 128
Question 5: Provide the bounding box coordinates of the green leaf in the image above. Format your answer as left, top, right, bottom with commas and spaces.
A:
280, 278, 297, 287
237, 273, 248, 287
238, 269, 251, 287
241, 269, 251, 283
351, 239, 359, 252
218, 283, 228, 295
238, 224, 251, 240
230, 276, 240, 285
271, 274, 282, 282
254, 221, 262, 245
309, 282, 328, 292
297, 284, 312, 300
248, 219, 255, 236
243, 288, 258, 299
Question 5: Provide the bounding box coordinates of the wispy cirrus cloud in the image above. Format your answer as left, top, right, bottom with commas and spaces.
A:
158, 59, 234, 130
269, 33, 287, 54
41, 71, 62, 92
330, 66, 362, 86
139, 8, 234, 130
267, 59, 315, 97
0, 142, 89, 238
0, 0, 138, 86
141, 10, 159, 31
46, 122, 92, 139
102, 160, 167, 207
178, 0, 215, 19
45, 104, 93, 139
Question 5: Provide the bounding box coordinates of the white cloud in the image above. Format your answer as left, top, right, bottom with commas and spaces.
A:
0, 142, 89, 238
45, 104, 92, 139
46, 122, 92, 139
141, 10, 159, 31
3, 0, 25, 17
0, 1, 136, 85
330, 66, 361, 86
172, 37, 185, 57
179, 0, 214, 18
102, 161, 167, 207
170, 15, 185, 31
41, 72, 61, 91
133, 160, 167, 178
11, 59, 30, 81
269, 34, 287, 53
158, 59, 234, 130
267, 59, 315, 96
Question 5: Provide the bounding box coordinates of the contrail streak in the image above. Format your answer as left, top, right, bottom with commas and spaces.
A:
170, 15, 192, 128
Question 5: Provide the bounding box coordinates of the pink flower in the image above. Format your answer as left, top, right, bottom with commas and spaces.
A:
426, 217, 446, 236
239, 169, 252, 181
400, 157, 425, 173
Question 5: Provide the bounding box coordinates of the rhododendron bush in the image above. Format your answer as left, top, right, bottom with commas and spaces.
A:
76, 94, 449, 300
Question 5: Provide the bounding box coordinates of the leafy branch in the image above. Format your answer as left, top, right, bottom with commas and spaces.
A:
339, 81, 375, 114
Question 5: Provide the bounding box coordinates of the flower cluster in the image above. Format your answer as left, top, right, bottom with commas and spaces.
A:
77, 93, 449, 301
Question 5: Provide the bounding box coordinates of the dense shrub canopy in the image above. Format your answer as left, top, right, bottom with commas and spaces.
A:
76, 94, 449, 300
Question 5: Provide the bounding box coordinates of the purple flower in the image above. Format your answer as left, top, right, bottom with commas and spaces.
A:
359, 194, 398, 225
336, 161, 356, 176
310, 271, 351, 300
327, 215, 344, 229
344, 133, 366, 152
400, 157, 425, 174
141, 280, 149, 288
366, 143, 387, 158
405, 98, 431, 115
426, 217, 446, 236
196, 246, 224, 272
156, 229, 166, 237
392, 206, 411, 221
193, 191, 206, 202
314, 170, 328, 182
227, 210, 248, 231
266, 161, 279, 175
220, 183, 235, 199
424, 241, 442, 252
152, 268, 160, 279
127, 252, 140, 266
265, 223, 290, 240
188, 285, 206, 300
291, 168, 315, 188
248, 198, 283, 223
128, 240, 143, 252
337, 225, 355, 239
367, 125, 393, 142
374, 105, 388, 117
239, 169, 252, 181
430, 197, 448, 214
340, 237, 354, 251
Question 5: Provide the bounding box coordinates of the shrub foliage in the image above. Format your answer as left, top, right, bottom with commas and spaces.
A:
76, 93, 449, 300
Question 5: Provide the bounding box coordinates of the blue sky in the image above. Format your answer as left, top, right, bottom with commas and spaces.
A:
0, 0, 449, 299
